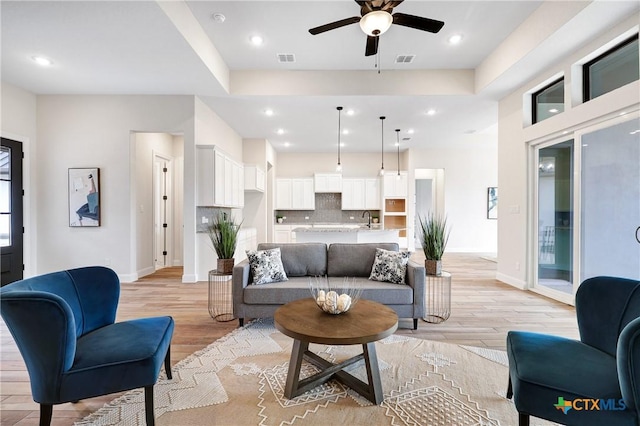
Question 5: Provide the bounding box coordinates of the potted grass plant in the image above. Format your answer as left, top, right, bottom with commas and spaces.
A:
207, 212, 242, 274
418, 212, 450, 276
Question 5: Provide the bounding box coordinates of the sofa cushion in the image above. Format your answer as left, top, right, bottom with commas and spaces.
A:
369, 248, 412, 284
246, 248, 288, 285
257, 243, 327, 277
327, 243, 399, 277
243, 277, 413, 305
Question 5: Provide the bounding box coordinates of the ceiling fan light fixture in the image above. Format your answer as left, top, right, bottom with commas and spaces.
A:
359, 11, 393, 36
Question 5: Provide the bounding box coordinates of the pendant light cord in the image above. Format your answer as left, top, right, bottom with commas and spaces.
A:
336, 106, 342, 170
380, 116, 386, 174
396, 129, 400, 175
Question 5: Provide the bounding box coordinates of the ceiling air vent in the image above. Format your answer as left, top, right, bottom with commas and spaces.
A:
395, 55, 415, 64
277, 53, 296, 63
402, 137, 411, 141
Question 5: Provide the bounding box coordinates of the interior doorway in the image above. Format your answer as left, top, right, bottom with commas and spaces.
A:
414, 169, 445, 250
132, 132, 184, 279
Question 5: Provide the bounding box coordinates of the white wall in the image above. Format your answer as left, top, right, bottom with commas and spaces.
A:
35, 95, 194, 281
409, 137, 498, 253
1, 82, 38, 277
276, 152, 387, 178
243, 138, 272, 243
497, 16, 640, 289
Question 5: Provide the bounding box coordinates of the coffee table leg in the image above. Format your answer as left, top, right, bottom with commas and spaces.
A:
284, 339, 308, 399
363, 342, 384, 405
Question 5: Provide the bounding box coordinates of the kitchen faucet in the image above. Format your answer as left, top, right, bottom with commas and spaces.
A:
362, 210, 371, 228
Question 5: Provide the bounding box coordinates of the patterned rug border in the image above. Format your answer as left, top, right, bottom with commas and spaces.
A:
75, 319, 514, 426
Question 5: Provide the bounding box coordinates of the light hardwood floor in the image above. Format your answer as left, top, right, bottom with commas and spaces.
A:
0, 253, 578, 425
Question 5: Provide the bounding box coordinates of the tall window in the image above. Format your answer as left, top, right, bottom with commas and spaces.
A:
584, 34, 639, 101
532, 78, 564, 124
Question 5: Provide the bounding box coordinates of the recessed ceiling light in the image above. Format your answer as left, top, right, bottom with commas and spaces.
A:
549, 108, 559, 113
619, 111, 627, 116
426, 109, 437, 116
264, 108, 274, 116
448, 34, 463, 45
342, 129, 349, 135
340, 142, 345, 147
283, 142, 290, 147
394, 142, 400, 147
562, 131, 569, 134
407, 129, 414, 134
32, 56, 52, 66
250, 35, 264, 46
346, 109, 355, 116
211, 13, 226, 23
276, 128, 285, 135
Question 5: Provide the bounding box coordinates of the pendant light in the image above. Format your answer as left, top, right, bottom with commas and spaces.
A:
379, 116, 386, 176
336, 106, 343, 172
395, 129, 401, 180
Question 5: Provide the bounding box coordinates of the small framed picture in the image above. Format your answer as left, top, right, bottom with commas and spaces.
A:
487, 187, 498, 220
69, 168, 100, 227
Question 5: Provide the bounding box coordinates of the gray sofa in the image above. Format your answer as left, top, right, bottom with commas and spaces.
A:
232, 242, 426, 329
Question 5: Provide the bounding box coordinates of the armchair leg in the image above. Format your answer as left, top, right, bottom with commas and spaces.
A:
144, 385, 155, 426
164, 346, 172, 380
518, 412, 530, 426
413, 318, 418, 330
239, 318, 244, 327
39, 404, 53, 426
506, 376, 513, 399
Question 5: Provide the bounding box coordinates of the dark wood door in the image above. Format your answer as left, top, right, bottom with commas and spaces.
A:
1, 138, 24, 286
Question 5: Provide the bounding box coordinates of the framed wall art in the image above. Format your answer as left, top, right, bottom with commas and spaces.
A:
487, 187, 498, 220
69, 168, 100, 227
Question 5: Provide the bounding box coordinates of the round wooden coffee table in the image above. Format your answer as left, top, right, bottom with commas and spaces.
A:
274, 298, 398, 405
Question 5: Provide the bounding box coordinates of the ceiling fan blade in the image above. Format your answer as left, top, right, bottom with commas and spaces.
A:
309, 16, 361, 35
392, 12, 444, 33
365, 35, 378, 56
382, 1, 404, 12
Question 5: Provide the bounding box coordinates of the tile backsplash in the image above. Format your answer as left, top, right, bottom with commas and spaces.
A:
276, 193, 380, 224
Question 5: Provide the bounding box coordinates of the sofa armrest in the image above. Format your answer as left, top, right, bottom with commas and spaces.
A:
406, 260, 426, 318
232, 260, 251, 310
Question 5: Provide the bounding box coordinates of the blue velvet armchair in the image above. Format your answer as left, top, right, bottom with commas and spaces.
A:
0, 266, 174, 426
507, 276, 640, 425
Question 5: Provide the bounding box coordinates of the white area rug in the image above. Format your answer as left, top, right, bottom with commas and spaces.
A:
76, 319, 556, 426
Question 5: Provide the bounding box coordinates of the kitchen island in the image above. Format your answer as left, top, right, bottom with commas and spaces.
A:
293, 226, 400, 245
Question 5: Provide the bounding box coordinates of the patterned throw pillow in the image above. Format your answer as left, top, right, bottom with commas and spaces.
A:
369, 248, 412, 284
246, 247, 288, 285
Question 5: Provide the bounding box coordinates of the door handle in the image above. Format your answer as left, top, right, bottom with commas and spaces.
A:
636, 226, 640, 244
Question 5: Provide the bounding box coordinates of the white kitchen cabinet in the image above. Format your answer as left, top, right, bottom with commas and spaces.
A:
275, 179, 292, 209
314, 173, 342, 193
276, 178, 315, 210
244, 165, 265, 192
342, 178, 380, 210
274, 225, 291, 243
292, 178, 315, 209
383, 172, 408, 197
365, 178, 381, 209
342, 179, 365, 210
196, 145, 244, 208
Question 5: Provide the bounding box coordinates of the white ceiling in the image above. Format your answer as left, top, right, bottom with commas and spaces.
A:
2, 1, 638, 153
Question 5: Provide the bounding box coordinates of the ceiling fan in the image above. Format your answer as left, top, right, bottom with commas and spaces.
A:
309, 0, 445, 57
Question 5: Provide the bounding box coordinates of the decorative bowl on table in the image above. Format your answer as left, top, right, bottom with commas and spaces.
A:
309, 276, 362, 314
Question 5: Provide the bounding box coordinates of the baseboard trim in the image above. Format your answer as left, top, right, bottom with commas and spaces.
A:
118, 273, 138, 283
496, 272, 527, 290
182, 274, 198, 283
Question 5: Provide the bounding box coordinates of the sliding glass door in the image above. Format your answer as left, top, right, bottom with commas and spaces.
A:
533, 115, 640, 302
580, 117, 640, 282
536, 140, 574, 297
